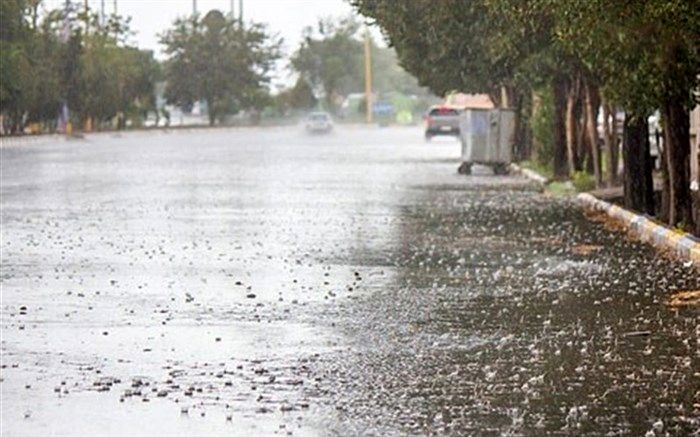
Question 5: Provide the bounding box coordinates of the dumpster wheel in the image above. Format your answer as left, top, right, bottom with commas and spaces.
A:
493, 163, 509, 175
457, 162, 472, 175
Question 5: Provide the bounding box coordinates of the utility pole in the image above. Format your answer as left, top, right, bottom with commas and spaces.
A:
101, 0, 105, 25
230, 0, 234, 17
192, 0, 197, 15
239, 0, 243, 26
364, 28, 373, 124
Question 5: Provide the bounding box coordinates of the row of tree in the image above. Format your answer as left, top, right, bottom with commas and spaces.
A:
160, 10, 281, 126
1, 0, 158, 133
352, 0, 699, 234
289, 17, 428, 113
0, 1, 285, 131
1, 1, 431, 133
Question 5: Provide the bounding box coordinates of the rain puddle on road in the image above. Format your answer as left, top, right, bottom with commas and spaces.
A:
1, 320, 337, 436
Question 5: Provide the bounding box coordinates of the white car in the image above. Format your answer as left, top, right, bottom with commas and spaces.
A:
305, 112, 333, 134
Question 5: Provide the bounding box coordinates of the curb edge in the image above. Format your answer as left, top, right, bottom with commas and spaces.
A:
576, 192, 700, 266
509, 163, 550, 185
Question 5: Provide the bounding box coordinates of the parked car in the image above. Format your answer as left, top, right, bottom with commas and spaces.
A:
304, 112, 333, 134
424, 106, 462, 140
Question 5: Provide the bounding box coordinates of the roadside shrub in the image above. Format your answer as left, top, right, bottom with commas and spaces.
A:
572, 171, 596, 192
520, 160, 554, 179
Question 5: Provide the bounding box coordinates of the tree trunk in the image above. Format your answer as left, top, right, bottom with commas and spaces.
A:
694, 147, 700, 236
508, 90, 532, 162
512, 93, 524, 161
517, 92, 533, 161
623, 114, 654, 215
565, 79, 579, 175
553, 77, 569, 179
611, 108, 619, 185
580, 104, 593, 174
207, 98, 216, 126
662, 99, 693, 230
602, 102, 618, 185
584, 80, 602, 188
659, 130, 670, 221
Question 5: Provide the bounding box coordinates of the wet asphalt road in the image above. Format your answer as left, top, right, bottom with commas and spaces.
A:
1, 126, 698, 436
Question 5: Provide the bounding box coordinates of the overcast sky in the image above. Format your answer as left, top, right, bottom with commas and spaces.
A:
42, 0, 374, 86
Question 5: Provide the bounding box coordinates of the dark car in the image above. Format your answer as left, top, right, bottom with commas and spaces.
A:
424, 106, 461, 140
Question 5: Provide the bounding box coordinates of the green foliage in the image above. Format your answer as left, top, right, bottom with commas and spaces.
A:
290, 16, 364, 111
0, 1, 159, 132
551, 0, 700, 115
371, 44, 425, 96
275, 78, 318, 114
160, 10, 281, 125
290, 16, 429, 113
352, 0, 558, 101
547, 181, 576, 196
571, 171, 596, 192
354, 0, 699, 120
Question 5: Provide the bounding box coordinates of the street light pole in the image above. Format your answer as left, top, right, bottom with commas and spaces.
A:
364, 28, 373, 124
193, 0, 197, 15
239, 0, 243, 25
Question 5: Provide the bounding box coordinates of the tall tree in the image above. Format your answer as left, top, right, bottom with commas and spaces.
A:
160, 10, 281, 125
290, 17, 364, 111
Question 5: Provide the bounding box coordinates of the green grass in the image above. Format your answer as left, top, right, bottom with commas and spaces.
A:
519, 160, 598, 195
547, 181, 577, 196
571, 171, 596, 192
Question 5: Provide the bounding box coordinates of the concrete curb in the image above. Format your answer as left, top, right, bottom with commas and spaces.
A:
0, 134, 64, 147
577, 193, 700, 265
0, 122, 381, 148
509, 163, 550, 185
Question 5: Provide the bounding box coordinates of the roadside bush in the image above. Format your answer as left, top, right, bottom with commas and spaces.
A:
572, 171, 595, 192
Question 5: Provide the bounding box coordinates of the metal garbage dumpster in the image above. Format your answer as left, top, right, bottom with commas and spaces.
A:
458, 109, 515, 175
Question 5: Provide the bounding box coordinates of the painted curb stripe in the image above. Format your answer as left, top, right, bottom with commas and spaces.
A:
678, 237, 696, 250
691, 246, 700, 263
576, 193, 699, 266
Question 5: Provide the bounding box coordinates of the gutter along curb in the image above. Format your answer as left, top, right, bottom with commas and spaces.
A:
577, 193, 700, 265
509, 163, 550, 185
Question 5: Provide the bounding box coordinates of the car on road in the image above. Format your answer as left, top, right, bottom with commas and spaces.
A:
304, 112, 333, 134
424, 106, 462, 140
